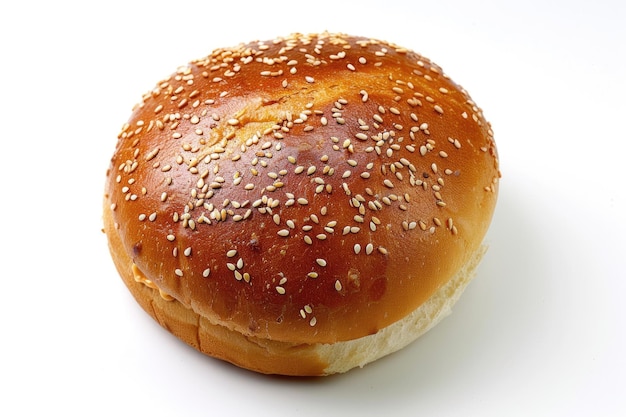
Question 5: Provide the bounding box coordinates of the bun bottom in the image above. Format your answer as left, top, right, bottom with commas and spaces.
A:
104, 205, 486, 376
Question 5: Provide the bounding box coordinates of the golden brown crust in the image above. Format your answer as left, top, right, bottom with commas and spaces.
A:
104, 33, 499, 362
104, 202, 486, 376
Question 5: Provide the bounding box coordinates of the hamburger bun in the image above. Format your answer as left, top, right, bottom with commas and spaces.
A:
103, 32, 500, 376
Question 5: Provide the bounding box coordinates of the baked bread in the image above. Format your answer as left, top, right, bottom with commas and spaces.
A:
103, 32, 500, 376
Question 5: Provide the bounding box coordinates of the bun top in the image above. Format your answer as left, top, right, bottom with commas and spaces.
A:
105, 33, 499, 345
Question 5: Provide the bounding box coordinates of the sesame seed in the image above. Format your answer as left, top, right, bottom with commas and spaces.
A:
226, 249, 237, 258
309, 317, 317, 326
184, 247, 192, 256
354, 244, 361, 254
166, 234, 175, 242
335, 280, 343, 291
145, 147, 160, 161
203, 268, 211, 278
307, 272, 319, 279
305, 76, 315, 83
366, 243, 374, 255
383, 179, 394, 188
175, 269, 183, 277
277, 229, 290, 237
276, 286, 286, 295
316, 258, 327, 267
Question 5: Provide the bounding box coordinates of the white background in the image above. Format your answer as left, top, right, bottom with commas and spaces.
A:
1, 0, 624, 415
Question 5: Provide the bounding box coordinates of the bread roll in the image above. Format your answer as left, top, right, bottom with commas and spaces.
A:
103, 32, 500, 375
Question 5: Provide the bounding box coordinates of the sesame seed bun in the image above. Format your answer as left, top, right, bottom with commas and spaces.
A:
103, 32, 500, 376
